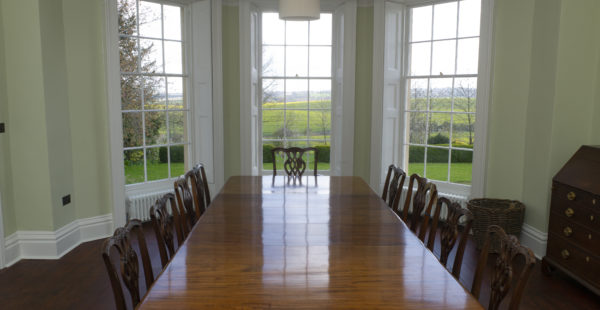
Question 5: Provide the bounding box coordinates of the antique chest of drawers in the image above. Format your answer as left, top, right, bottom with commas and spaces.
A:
543, 145, 600, 295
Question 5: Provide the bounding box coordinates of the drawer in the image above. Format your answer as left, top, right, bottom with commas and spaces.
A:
547, 234, 600, 288
552, 182, 599, 210
549, 214, 600, 256
550, 199, 598, 230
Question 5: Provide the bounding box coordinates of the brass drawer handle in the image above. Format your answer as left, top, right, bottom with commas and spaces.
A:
563, 226, 573, 237
565, 208, 574, 217
561, 249, 570, 259
586, 256, 590, 263
589, 234, 593, 240
591, 215, 595, 222
567, 191, 576, 201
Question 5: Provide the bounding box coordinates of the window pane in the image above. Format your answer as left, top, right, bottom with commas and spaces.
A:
167, 77, 185, 108
122, 112, 143, 147
433, 2, 457, 40
124, 149, 144, 184
429, 78, 453, 112
119, 37, 138, 72
431, 40, 456, 76
408, 79, 428, 111
456, 38, 479, 74
169, 111, 185, 143
287, 110, 308, 138
286, 21, 309, 45
309, 79, 331, 108
408, 112, 427, 144
164, 41, 183, 74
426, 147, 449, 181
309, 110, 330, 143
139, 1, 162, 39
411, 6, 432, 42
450, 149, 472, 184
453, 77, 477, 112
407, 145, 424, 176
428, 112, 450, 145
170, 145, 186, 177
144, 76, 166, 110
262, 13, 285, 45
458, 0, 481, 37
121, 76, 142, 110
140, 39, 163, 73
262, 46, 285, 77
286, 79, 308, 107
310, 14, 332, 45
144, 111, 167, 145
409, 42, 431, 76
118, 0, 138, 35
263, 110, 284, 139
452, 113, 476, 147
286, 46, 308, 77
309, 46, 331, 77
163, 5, 182, 40
263, 79, 284, 107
146, 147, 168, 181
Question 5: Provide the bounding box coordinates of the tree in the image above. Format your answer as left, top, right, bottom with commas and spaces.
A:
118, 0, 164, 163
409, 86, 428, 144
454, 80, 476, 145
311, 101, 331, 143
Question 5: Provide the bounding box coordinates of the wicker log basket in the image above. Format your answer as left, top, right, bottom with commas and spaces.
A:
467, 198, 525, 253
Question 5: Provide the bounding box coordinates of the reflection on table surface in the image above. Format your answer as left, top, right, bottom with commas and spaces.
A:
139, 176, 483, 309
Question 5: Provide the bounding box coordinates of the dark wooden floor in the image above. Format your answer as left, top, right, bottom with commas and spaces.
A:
0, 222, 598, 310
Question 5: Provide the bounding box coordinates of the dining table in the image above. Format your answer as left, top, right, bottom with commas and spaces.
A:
138, 175, 483, 309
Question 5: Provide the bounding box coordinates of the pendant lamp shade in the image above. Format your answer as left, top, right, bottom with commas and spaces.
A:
279, 0, 320, 21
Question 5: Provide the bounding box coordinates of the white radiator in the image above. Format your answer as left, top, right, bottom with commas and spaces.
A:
126, 190, 173, 222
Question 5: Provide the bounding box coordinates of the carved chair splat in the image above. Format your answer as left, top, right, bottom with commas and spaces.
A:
400, 174, 438, 242
271, 147, 319, 185
102, 220, 154, 310
150, 193, 184, 268
381, 164, 407, 214
174, 176, 199, 237
471, 225, 536, 310
427, 197, 474, 279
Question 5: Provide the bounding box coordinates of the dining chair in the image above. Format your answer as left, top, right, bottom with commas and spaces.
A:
471, 225, 536, 310
174, 176, 200, 237
271, 147, 319, 184
381, 164, 407, 214
185, 170, 207, 217
102, 220, 154, 310
150, 193, 184, 268
400, 173, 438, 242
426, 197, 474, 279
193, 163, 211, 207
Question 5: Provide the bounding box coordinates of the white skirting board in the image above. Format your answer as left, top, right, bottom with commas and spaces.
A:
519, 223, 548, 259
3, 214, 113, 268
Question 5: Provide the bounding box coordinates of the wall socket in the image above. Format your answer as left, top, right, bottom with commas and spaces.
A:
0, 123, 5, 133
62, 194, 71, 206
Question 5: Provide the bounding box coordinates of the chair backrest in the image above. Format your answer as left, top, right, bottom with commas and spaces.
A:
174, 176, 199, 237
194, 163, 211, 206
271, 147, 319, 183
381, 165, 407, 213
400, 174, 438, 242
426, 197, 474, 279
102, 220, 154, 310
150, 193, 184, 268
185, 170, 206, 217
471, 225, 536, 310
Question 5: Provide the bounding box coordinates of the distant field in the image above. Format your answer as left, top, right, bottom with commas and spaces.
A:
124, 162, 185, 184
408, 162, 472, 184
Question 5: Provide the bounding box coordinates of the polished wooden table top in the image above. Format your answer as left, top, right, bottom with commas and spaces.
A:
139, 176, 483, 309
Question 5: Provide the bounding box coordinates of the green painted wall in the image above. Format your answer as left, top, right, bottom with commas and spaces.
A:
62, 0, 112, 219
353, 7, 374, 182
1, 0, 55, 231
222, 5, 241, 180
0, 1, 17, 236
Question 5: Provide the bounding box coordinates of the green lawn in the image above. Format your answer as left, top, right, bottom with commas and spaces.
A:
125, 162, 185, 184
408, 162, 472, 184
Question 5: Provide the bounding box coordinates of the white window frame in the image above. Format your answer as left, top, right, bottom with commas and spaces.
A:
370, 0, 494, 197
104, 0, 224, 227
239, 0, 356, 176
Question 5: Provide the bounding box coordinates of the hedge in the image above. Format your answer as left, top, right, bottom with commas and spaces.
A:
159, 145, 185, 163
408, 144, 473, 163
262, 144, 330, 163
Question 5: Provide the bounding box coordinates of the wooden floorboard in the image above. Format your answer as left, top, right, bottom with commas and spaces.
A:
0, 222, 598, 309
